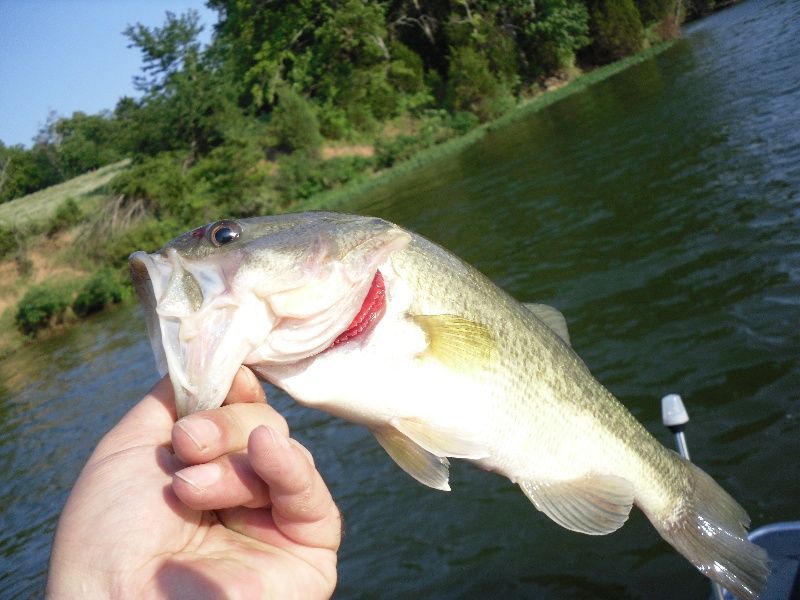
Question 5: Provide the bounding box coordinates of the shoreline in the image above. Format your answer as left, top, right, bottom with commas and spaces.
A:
0, 39, 679, 358
296, 40, 677, 213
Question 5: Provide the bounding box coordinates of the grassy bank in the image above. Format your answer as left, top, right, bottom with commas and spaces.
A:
0, 40, 676, 358
0, 162, 132, 357
0, 160, 131, 229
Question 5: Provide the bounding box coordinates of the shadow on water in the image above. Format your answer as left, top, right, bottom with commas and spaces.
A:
1, 0, 799, 597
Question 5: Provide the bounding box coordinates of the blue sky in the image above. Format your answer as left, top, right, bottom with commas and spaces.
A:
0, 0, 217, 148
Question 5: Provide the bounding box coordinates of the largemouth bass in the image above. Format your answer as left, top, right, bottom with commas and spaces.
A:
130, 212, 769, 599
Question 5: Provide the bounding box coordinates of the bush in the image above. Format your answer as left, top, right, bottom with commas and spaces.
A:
100, 218, 186, 268
584, 0, 645, 63
48, 197, 85, 236
446, 47, 516, 123
634, 0, 675, 24
375, 110, 478, 169
272, 85, 324, 156
16, 253, 33, 278
110, 153, 187, 216
15, 280, 77, 336
274, 154, 375, 202
72, 269, 125, 317
0, 225, 17, 260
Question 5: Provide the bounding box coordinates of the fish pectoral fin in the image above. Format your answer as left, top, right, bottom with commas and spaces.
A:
391, 417, 490, 460
372, 427, 451, 491
412, 314, 497, 373
519, 474, 635, 535
522, 303, 571, 346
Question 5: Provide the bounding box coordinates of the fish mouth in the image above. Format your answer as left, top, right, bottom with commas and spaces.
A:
130, 255, 390, 417
130, 248, 274, 417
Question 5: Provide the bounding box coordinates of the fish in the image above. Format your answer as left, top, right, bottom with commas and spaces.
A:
130, 211, 769, 599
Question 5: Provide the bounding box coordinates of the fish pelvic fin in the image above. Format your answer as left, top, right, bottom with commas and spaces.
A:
412, 314, 497, 373
651, 454, 769, 600
519, 474, 635, 535
391, 417, 490, 460
522, 303, 571, 346
373, 427, 451, 491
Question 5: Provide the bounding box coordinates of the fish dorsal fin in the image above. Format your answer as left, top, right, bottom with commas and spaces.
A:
372, 427, 451, 491
523, 303, 571, 346
391, 417, 490, 460
519, 474, 634, 535
412, 314, 496, 373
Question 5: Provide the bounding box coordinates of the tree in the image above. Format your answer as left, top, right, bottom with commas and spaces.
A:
583, 0, 644, 63
124, 10, 241, 161
209, 0, 431, 133
50, 111, 123, 178
271, 85, 324, 156
0, 142, 63, 203
508, 0, 592, 76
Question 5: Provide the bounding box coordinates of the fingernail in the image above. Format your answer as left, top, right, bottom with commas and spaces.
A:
175, 463, 222, 491
241, 366, 262, 397
177, 418, 220, 451
265, 425, 290, 449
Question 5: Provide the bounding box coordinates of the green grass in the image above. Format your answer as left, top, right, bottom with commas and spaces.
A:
0, 159, 131, 228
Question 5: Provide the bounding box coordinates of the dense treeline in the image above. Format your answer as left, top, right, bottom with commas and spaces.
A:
1, 0, 696, 206
0, 0, 714, 323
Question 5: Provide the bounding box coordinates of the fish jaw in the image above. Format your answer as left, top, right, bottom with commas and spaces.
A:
130, 247, 274, 417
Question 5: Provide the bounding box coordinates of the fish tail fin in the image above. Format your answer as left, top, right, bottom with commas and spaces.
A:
651, 454, 769, 600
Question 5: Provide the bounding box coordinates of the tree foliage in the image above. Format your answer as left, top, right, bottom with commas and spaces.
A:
583, 0, 645, 63
1, 0, 685, 208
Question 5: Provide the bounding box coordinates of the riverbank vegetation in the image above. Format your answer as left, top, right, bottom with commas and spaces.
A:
0, 0, 704, 353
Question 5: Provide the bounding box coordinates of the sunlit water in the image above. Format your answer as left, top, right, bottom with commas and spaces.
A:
2, 0, 798, 597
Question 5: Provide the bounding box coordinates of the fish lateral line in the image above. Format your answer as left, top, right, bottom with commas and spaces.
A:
329, 270, 386, 348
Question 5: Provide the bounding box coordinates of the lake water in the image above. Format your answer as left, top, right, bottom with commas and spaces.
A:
2, 0, 798, 597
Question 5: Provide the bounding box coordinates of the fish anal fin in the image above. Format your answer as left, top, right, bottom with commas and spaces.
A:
412, 314, 496, 373
372, 427, 451, 491
523, 303, 571, 346
391, 417, 490, 460
519, 474, 634, 535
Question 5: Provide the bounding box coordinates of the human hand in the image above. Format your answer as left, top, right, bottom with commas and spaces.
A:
46, 367, 341, 599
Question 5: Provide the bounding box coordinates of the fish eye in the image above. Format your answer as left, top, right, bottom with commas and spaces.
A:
208, 220, 242, 247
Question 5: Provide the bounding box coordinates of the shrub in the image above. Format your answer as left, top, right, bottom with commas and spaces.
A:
446, 47, 516, 123
15, 280, 76, 336
100, 218, 186, 268
110, 153, 187, 216
48, 197, 85, 236
274, 154, 375, 202
375, 110, 477, 169
15, 253, 33, 278
318, 102, 352, 140
584, 0, 645, 63
72, 269, 125, 317
0, 225, 17, 260
634, 0, 676, 24
272, 85, 324, 156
